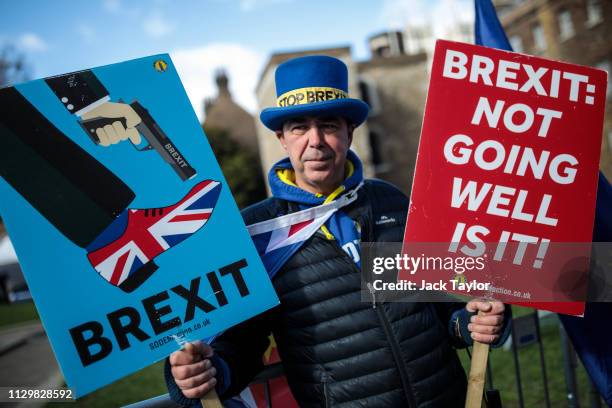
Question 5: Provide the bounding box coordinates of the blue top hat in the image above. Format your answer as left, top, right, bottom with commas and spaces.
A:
260, 55, 370, 131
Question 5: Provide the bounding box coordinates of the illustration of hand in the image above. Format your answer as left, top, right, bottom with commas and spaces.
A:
80, 102, 142, 146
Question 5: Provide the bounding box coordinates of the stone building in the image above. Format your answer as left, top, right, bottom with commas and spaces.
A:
358, 33, 429, 191
203, 70, 267, 208
254, 38, 429, 195
494, 0, 612, 178
203, 69, 260, 155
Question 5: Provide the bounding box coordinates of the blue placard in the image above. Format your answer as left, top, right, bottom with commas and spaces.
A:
0, 54, 279, 397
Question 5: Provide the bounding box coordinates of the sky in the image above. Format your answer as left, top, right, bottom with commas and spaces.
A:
0, 0, 473, 120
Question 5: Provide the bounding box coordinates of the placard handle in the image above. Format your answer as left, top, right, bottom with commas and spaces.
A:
465, 311, 490, 408
200, 389, 223, 408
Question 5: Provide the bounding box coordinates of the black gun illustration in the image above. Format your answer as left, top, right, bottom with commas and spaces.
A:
78, 101, 196, 181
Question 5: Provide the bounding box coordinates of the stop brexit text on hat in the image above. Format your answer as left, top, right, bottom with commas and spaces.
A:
260, 55, 369, 131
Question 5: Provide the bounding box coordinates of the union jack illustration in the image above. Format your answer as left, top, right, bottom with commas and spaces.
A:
86, 180, 222, 291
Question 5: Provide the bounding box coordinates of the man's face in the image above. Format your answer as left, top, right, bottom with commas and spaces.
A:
276, 116, 353, 195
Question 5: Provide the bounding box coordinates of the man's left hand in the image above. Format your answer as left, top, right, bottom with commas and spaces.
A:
465, 299, 505, 344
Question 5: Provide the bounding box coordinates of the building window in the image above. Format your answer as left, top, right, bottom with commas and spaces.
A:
358, 78, 382, 116
532, 24, 547, 52
586, 0, 603, 27
368, 131, 383, 168
509, 35, 524, 53
558, 10, 574, 40
367, 127, 392, 174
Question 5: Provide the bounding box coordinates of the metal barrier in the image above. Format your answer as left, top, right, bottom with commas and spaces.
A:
493, 309, 604, 408
127, 312, 607, 408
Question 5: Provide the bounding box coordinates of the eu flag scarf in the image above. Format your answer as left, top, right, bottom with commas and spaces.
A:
263, 150, 364, 272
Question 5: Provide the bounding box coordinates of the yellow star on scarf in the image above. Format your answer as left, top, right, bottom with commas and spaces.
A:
263, 334, 277, 363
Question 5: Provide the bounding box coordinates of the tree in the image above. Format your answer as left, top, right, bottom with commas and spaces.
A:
0, 45, 30, 87
203, 126, 267, 209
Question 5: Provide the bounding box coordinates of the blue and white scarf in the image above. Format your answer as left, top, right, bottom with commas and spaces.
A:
248, 150, 364, 278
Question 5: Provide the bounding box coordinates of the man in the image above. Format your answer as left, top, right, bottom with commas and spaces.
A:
166, 55, 511, 407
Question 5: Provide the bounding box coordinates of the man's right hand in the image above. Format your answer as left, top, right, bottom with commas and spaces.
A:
169, 341, 218, 399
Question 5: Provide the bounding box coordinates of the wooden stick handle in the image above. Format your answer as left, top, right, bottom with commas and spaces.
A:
200, 389, 223, 408
465, 309, 491, 408
465, 340, 490, 408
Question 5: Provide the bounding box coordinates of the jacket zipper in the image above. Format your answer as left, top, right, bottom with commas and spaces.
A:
326, 240, 417, 408
323, 374, 330, 407
320, 187, 417, 407
374, 302, 417, 408
367, 282, 377, 309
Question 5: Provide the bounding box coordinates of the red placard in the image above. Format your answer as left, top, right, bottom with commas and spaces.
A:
401, 40, 607, 315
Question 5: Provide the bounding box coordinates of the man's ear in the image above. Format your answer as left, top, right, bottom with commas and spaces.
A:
275, 130, 287, 150
347, 124, 355, 147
